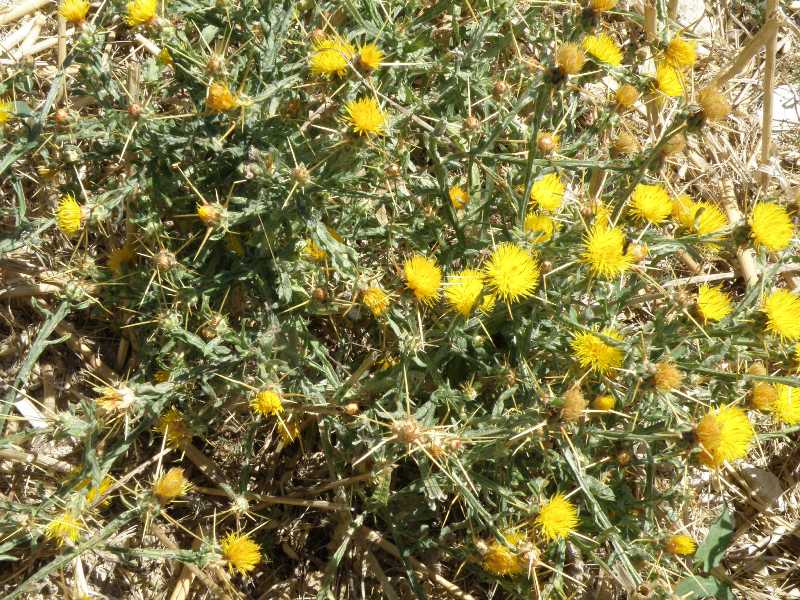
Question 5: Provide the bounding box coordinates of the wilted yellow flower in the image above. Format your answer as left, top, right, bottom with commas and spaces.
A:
763, 289, 800, 341
107, 244, 135, 275
556, 43, 586, 75
59, 0, 90, 23
562, 385, 587, 422
653, 362, 683, 391
698, 86, 731, 121
483, 243, 540, 305
404, 255, 442, 306
536, 494, 579, 541
581, 224, 632, 278
70, 473, 113, 507
773, 384, 800, 425
482, 531, 527, 576
655, 63, 684, 97
524, 213, 555, 243
156, 408, 192, 448
750, 203, 794, 252
582, 34, 622, 66
449, 185, 469, 210
303, 239, 326, 262
362, 286, 391, 317
615, 84, 639, 108
125, 0, 157, 26
697, 285, 733, 323
344, 96, 387, 136
153, 467, 190, 503
665, 36, 696, 69
0, 100, 12, 124
572, 328, 624, 376
751, 382, 777, 411
220, 532, 261, 575
96, 385, 137, 414
445, 269, 484, 317
590, 0, 617, 11
207, 83, 238, 113
530, 173, 565, 212
45, 512, 81, 545
630, 184, 672, 224
310, 36, 356, 78
56, 194, 84, 237
665, 534, 696, 555
250, 390, 284, 417
592, 395, 615, 411
696, 406, 754, 468
357, 43, 383, 71
611, 130, 639, 156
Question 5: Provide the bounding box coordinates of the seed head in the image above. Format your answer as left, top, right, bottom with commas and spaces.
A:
562, 385, 587, 422
611, 131, 639, 156
698, 86, 730, 121
615, 84, 640, 109
653, 362, 683, 391
153, 467, 190, 504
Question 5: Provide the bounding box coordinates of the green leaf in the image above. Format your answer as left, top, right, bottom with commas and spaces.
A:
694, 506, 735, 572
674, 575, 733, 600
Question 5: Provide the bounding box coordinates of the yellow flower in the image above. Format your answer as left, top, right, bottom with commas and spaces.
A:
796, 343, 800, 373
309, 36, 356, 78
571, 328, 624, 376
59, 0, 90, 23
207, 82, 238, 113
590, 0, 617, 11
302, 239, 326, 262
250, 390, 284, 417
357, 43, 383, 71
536, 494, 579, 541
750, 202, 794, 252
0, 100, 12, 124
344, 96, 387, 137
108, 244, 135, 275
220, 532, 261, 575
125, 0, 157, 26
751, 382, 777, 411
581, 224, 632, 278
479, 293, 497, 314
482, 531, 527, 576
449, 185, 469, 209
582, 34, 622, 66
56, 193, 84, 237
665, 534, 696, 555
153, 467, 190, 503
524, 213, 555, 243
45, 512, 81, 545
404, 255, 442, 306
671, 194, 697, 228
71, 473, 113, 507
156, 408, 192, 448
655, 63, 684, 97
483, 243, 540, 305
665, 36, 697, 69
530, 173, 565, 212
763, 289, 800, 341
445, 269, 484, 317
773, 384, 800, 425
197, 203, 223, 226
615, 84, 639, 108
697, 285, 732, 323
556, 43, 586, 75
362, 286, 391, 317
592, 395, 615, 411
695, 406, 754, 468
630, 183, 672, 224
653, 362, 683, 391
96, 385, 136, 413
693, 202, 728, 240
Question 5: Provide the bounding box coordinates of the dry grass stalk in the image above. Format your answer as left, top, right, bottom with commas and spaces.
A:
0, 0, 52, 27
758, 0, 779, 186
712, 16, 781, 88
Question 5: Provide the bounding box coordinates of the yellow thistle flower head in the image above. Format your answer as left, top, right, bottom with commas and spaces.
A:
125, 0, 157, 27
615, 84, 639, 109
404, 255, 442, 306
796, 343, 800, 373
344, 96, 387, 137
630, 183, 672, 224
763, 289, 800, 341
156, 408, 192, 448
197, 203, 225, 227
695, 405, 754, 468
571, 328, 624, 376
96, 385, 136, 413
581, 224, 632, 278
153, 467, 190, 503
582, 34, 622, 66
481, 531, 527, 576
592, 395, 615, 411
556, 43, 586, 76
309, 36, 356, 78
303, 239, 326, 262
357, 43, 383, 71
444, 269, 484, 317
655, 62, 684, 97
479, 293, 497, 314
665, 534, 696, 555
59, 0, 90, 24
536, 494, 579, 541
751, 382, 777, 411
449, 185, 469, 210
750, 202, 794, 253
773, 384, 800, 425
71, 472, 113, 507
590, 0, 617, 11
45, 512, 81, 545
698, 86, 731, 121
665, 35, 697, 69
108, 244, 135, 275
56, 193, 85, 237
524, 213, 555, 243
693, 201, 728, 239
0, 100, 13, 124
362, 286, 391, 317
250, 390, 284, 417
697, 284, 733, 323
530, 173, 565, 212
653, 361, 683, 391
207, 82, 238, 113
672, 194, 697, 228
483, 243, 540, 305
220, 532, 262, 575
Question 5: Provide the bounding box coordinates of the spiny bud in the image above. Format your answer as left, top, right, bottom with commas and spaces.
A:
751, 382, 777, 411
386, 163, 401, 178
391, 417, 422, 444
615, 84, 639, 109
153, 249, 177, 271
697, 86, 730, 122
537, 131, 559, 154
463, 115, 481, 132
206, 54, 225, 75
292, 164, 310, 187
343, 402, 359, 416
492, 80, 510, 99
611, 131, 639, 157
661, 132, 686, 157
562, 385, 586, 422
312, 287, 327, 302
128, 103, 143, 120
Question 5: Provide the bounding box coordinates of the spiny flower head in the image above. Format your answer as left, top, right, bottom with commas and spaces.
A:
220, 532, 262, 575
449, 185, 469, 210
96, 385, 136, 413
772, 384, 800, 425
751, 382, 777, 411
655, 62, 684, 97
763, 289, 800, 341
692, 202, 728, 239
581, 224, 632, 278
697, 285, 733, 323
0, 100, 12, 124
750, 202, 794, 252
530, 173, 565, 212
445, 269, 484, 317
156, 408, 192, 448
653, 362, 683, 391
571, 328, 624, 376
153, 467, 190, 503
479, 293, 497, 314
482, 531, 527, 576
556, 43, 586, 75
524, 213, 555, 243
71, 472, 113, 507
630, 184, 672, 224
250, 390, 284, 417
362, 286, 391, 317
695, 406, 754, 468
672, 194, 697, 228
665, 36, 697, 69
615, 84, 639, 108
56, 193, 85, 237
45, 512, 81, 545
698, 86, 731, 121
404, 255, 442, 306
303, 239, 326, 262
207, 83, 238, 113
344, 96, 387, 136
483, 243, 540, 305
665, 534, 696, 555
357, 43, 383, 71
536, 494, 579, 541
125, 0, 157, 26
58, 0, 90, 24
590, 0, 617, 11
582, 34, 622, 66
310, 36, 356, 78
